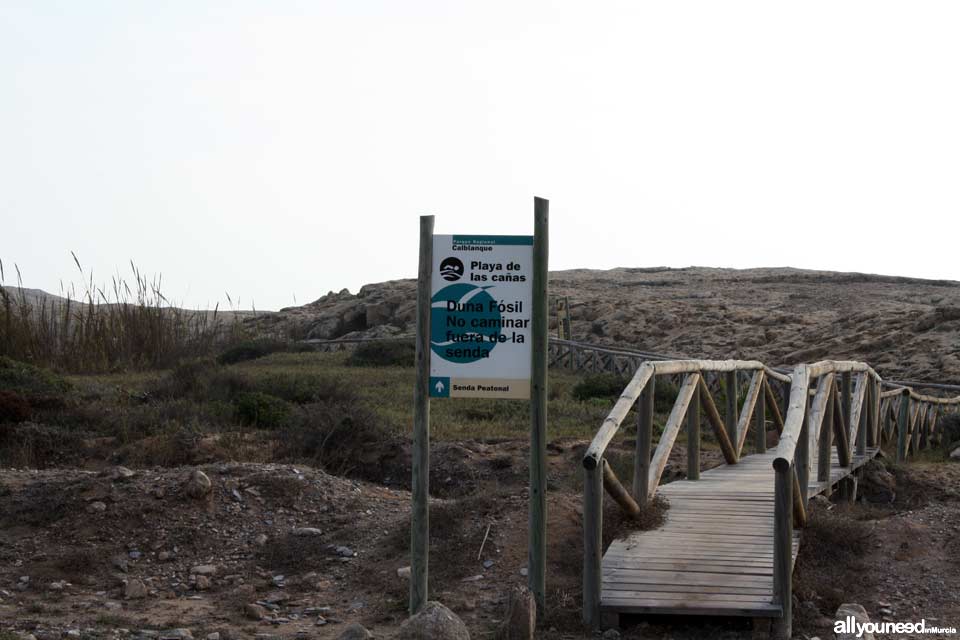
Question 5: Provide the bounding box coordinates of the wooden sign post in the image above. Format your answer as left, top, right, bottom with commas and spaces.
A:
410, 215, 433, 614
410, 198, 549, 614
529, 197, 549, 610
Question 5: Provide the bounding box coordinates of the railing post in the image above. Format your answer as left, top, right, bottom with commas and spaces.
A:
755, 378, 766, 453
582, 462, 603, 628
818, 380, 833, 490
841, 372, 852, 430
688, 379, 701, 479
897, 389, 910, 462
725, 371, 738, 455
856, 381, 868, 457
868, 378, 879, 448
772, 462, 793, 639
633, 376, 655, 504
796, 394, 810, 503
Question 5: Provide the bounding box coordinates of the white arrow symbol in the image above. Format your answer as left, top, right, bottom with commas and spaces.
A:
435, 380, 445, 394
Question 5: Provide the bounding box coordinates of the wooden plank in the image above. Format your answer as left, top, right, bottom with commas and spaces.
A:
601, 599, 781, 617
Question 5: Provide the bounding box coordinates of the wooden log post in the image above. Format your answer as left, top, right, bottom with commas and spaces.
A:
764, 378, 785, 436
772, 462, 793, 640
914, 403, 924, 454
582, 463, 603, 628
929, 406, 938, 446
688, 380, 701, 479
698, 377, 738, 465
603, 459, 642, 517
529, 197, 549, 610
857, 380, 873, 456
725, 371, 738, 455
818, 379, 834, 489
832, 385, 852, 467
409, 214, 434, 615
897, 390, 910, 462
755, 378, 767, 454
633, 377, 655, 505
841, 372, 852, 433
796, 392, 810, 504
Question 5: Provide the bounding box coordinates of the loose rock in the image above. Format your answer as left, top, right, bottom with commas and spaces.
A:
396, 601, 470, 640
192, 564, 217, 576
245, 602, 268, 620
835, 603, 874, 640
124, 579, 148, 600
184, 470, 212, 499
336, 624, 373, 640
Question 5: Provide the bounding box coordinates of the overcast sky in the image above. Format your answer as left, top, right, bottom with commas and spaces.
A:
2, 1, 958, 310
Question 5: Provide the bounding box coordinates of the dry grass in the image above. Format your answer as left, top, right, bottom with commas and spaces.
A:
0, 257, 250, 372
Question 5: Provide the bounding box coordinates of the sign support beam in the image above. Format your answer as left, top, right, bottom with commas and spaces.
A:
529, 197, 549, 611
410, 214, 433, 614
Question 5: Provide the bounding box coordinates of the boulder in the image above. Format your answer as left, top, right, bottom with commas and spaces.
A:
950, 446, 960, 460
336, 624, 373, 640
835, 603, 874, 640
396, 601, 470, 640
498, 585, 535, 640
184, 470, 212, 499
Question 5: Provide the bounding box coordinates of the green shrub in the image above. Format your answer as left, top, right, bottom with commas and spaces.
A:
252, 373, 357, 405
346, 341, 415, 367
0, 356, 71, 399
235, 392, 291, 429
572, 374, 630, 401
152, 358, 249, 402
217, 340, 288, 365
0, 390, 31, 423
0, 422, 86, 468
654, 379, 680, 413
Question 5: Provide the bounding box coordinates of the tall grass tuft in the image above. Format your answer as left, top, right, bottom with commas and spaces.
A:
0, 256, 250, 372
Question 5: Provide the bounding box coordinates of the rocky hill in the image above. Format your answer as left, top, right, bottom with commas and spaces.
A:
251, 267, 960, 384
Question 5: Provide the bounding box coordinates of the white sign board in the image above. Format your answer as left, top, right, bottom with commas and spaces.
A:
429, 234, 533, 399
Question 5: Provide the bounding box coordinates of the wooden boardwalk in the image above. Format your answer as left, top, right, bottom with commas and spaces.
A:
601, 446, 880, 617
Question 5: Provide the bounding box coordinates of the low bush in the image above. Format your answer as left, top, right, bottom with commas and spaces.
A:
252, 373, 357, 405
346, 341, 415, 367
0, 356, 71, 400
0, 422, 86, 468
939, 413, 960, 450
217, 340, 289, 365
152, 358, 249, 402
0, 390, 31, 423
572, 374, 629, 401
276, 399, 388, 476
235, 392, 291, 429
